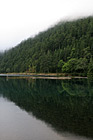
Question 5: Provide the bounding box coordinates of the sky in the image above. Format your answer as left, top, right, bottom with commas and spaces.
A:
0, 0, 93, 51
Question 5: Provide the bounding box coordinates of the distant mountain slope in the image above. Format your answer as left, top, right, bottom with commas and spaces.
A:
0, 16, 93, 76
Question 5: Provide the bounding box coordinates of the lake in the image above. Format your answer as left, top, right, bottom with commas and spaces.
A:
0, 77, 93, 140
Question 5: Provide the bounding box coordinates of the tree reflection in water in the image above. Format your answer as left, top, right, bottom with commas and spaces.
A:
0, 77, 93, 138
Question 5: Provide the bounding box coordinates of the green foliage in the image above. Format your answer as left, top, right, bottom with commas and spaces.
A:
62, 58, 78, 73
0, 16, 93, 76
87, 58, 93, 79
58, 60, 64, 72
76, 58, 88, 73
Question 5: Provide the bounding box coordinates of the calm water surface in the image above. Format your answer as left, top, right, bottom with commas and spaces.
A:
0, 77, 93, 140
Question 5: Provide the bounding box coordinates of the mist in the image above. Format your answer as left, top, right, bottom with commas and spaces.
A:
0, 0, 93, 51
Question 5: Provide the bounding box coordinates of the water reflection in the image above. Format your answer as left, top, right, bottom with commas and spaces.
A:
0, 97, 64, 140
0, 77, 93, 139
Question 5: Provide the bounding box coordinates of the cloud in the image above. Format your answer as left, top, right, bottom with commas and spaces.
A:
0, 0, 93, 51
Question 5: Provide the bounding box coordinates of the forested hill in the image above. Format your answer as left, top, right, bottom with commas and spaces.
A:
0, 16, 93, 76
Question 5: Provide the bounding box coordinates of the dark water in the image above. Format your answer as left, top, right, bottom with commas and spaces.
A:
0, 77, 93, 140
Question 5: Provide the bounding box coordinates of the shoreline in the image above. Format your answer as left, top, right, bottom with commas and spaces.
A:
0, 73, 87, 79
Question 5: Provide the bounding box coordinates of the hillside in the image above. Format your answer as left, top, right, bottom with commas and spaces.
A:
0, 16, 93, 76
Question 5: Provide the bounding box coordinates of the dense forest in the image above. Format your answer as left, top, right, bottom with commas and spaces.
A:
0, 16, 93, 77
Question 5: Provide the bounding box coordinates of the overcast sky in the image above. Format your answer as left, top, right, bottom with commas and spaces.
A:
0, 0, 93, 51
